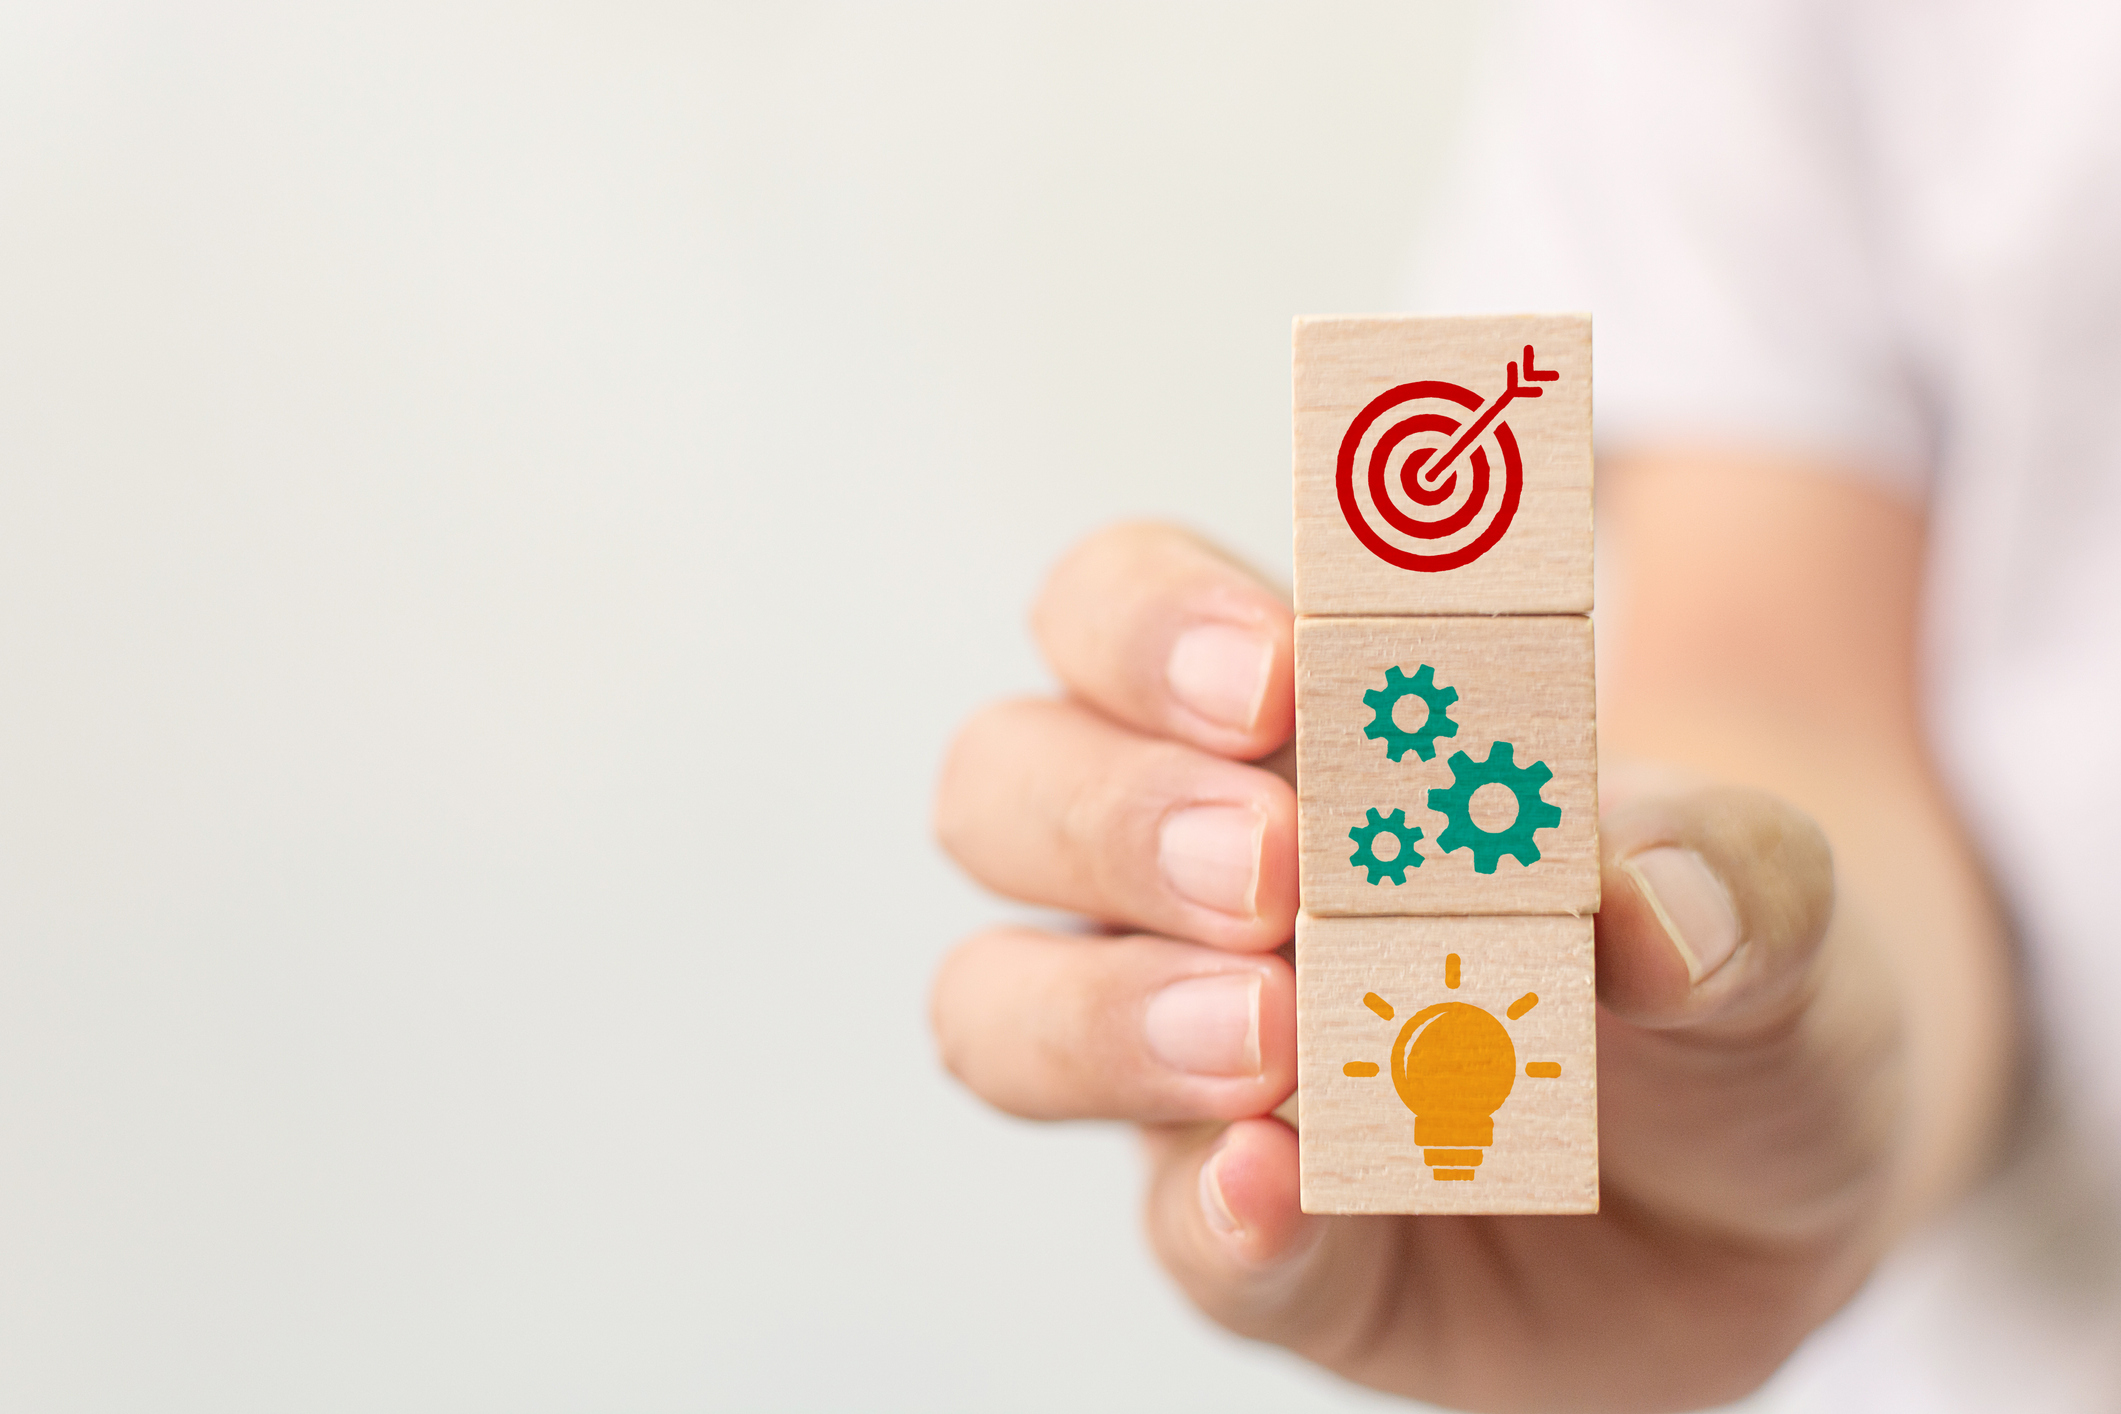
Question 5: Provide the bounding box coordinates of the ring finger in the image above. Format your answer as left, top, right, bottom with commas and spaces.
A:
931, 926, 1295, 1121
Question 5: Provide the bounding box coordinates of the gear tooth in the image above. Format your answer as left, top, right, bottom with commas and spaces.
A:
1350, 806, 1426, 884
1364, 664, 1461, 764
1426, 739, 1566, 872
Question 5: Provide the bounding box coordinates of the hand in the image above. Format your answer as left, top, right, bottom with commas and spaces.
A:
931, 521, 1934, 1413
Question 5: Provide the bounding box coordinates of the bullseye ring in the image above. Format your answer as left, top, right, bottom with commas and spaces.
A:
1335, 380, 1524, 572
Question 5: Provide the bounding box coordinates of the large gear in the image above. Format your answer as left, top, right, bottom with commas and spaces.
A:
1426, 741, 1563, 874
1348, 807, 1424, 885
1363, 664, 1460, 762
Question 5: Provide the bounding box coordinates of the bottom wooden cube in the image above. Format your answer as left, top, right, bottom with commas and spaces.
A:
1296, 912, 1597, 1215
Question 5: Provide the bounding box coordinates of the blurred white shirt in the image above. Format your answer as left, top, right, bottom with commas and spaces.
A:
1412, 3, 2121, 1409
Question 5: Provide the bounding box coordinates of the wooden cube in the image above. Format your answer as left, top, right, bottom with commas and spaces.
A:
1296, 615, 1598, 916
1293, 313, 1591, 617
1296, 912, 1597, 1215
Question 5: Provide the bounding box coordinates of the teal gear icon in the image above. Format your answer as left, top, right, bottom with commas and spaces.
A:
1363, 665, 1460, 762
1426, 741, 1563, 874
1348, 807, 1424, 885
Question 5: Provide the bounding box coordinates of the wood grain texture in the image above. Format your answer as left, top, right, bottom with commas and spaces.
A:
1296, 912, 1597, 1215
1297, 615, 1598, 916
1293, 313, 1591, 617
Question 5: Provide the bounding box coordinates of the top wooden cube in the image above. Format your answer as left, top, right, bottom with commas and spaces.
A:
1293, 314, 1592, 616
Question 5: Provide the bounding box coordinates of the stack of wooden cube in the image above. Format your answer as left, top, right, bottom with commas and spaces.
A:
1291, 315, 1599, 1215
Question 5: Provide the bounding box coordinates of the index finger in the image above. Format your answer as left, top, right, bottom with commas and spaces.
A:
1034, 523, 1295, 760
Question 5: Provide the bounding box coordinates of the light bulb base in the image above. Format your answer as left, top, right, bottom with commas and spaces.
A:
1414, 1116, 1494, 1148
1424, 1146, 1485, 1182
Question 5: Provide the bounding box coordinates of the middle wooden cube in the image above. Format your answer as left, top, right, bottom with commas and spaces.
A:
1296, 615, 1598, 916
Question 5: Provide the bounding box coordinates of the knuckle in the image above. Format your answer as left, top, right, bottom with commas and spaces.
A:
926, 942, 982, 1084
929, 929, 1141, 1121
1057, 740, 1189, 900
1033, 523, 1150, 626
1030, 938, 1158, 1115
1078, 518, 1181, 569
1711, 786, 1836, 950
1042, 520, 1197, 606
932, 697, 1042, 862
1036, 970, 1107, 1098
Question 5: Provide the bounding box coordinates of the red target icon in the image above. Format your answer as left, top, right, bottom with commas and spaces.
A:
1336, 344, 1558, 572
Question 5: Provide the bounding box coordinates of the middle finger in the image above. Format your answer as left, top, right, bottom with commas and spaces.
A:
937, 697, 1297, 952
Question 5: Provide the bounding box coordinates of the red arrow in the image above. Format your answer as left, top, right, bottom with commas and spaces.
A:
1413, 347, 1560, 492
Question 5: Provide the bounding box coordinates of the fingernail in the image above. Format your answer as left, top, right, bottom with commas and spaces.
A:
1159, 805, 1263, 919
1623, 847, 1741, 982
1199, 1142, 1241, 1237
1145, 973, 1263, 1078
1168, 624, 1273, 733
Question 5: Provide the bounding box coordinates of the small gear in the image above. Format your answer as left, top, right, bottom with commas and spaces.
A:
1363, 665, 1460, 762
1348, 807, 1425, 885
1426, 741, 1563, 874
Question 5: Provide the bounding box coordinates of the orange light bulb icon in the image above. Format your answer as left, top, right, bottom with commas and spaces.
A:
1391, 1002, 1515, 1180
1343, 953, 1563, 1182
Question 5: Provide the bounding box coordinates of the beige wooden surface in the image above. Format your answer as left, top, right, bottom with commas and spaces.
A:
1296, 615, 1598, 916
1296, 912, 1597, 1215
1293, 313, 1591, 616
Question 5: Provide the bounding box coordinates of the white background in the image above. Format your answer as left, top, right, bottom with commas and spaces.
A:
0, 4, 1482, 1408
